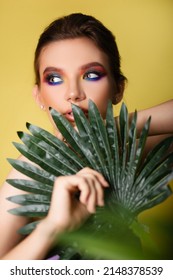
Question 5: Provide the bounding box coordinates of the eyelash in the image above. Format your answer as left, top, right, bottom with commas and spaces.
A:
45, 73, 63, 85
44, 70, 105, 85
83, 71, 105, 81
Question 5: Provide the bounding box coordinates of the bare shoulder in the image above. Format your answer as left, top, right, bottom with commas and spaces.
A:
0, 154, 34, 214
0, 155, 32, 257
0, 154, 34, 196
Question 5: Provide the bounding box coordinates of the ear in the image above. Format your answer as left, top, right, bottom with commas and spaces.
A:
32, 85, 45, 109
112, 82, 125, 104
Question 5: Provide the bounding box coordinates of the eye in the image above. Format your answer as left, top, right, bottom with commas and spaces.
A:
83, 71, 103, 81
45, 73, 63, 85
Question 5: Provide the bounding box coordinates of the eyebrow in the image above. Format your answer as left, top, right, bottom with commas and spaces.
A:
43, 67, 64, 75
42, 62, 106, 76
80, 62, 106, 71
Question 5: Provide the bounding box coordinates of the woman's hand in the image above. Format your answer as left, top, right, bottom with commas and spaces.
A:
44, 167, 109, 234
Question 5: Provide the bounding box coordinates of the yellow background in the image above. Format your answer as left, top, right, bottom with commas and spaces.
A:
0, 0, 173, 257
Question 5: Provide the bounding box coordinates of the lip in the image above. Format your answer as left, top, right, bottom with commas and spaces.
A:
64, 108, 88, 122
64, 110, 75, 122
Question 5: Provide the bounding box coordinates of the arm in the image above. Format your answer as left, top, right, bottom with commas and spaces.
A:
0, 162, 32, 257
129, 99, 173, 154
0, 165, 108, 260
133, 99, 173, 137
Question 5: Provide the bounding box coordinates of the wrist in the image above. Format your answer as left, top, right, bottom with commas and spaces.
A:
38, 218, 65, 242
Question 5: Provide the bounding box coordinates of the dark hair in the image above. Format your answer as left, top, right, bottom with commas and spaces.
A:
34, 13, 126, 90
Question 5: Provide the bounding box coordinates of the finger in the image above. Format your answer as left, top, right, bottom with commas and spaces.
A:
71, 176, 96, 213
79, 177, 103, 213
77, 177, 91, 205
77, 172, 105, 208
57, 175, 94, 209
55, 175, 100, 214
78, 167, 109, 187
85, 184, 97, 213
93, 179, 105, 207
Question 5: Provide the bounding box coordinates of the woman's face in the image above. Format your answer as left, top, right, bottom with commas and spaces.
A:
34, 37, 118, 128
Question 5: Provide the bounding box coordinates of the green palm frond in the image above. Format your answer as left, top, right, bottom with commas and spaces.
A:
7, 100, 173, 259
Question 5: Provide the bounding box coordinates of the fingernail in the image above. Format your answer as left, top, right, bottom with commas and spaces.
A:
99, 200, 105, 206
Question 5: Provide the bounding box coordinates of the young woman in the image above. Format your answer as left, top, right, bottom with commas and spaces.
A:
0, 13, 172, 259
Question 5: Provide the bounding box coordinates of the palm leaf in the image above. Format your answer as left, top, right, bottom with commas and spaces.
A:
11, 142, 66, 176
17, 132, 79, 175
50, 108, 91, 165
72, 101, 111, 179
26, 122, 87, 169
71, 103, 106, 170
105, 101, 120, 200
18, 221, 40, 235
6, 179, 53, 195
7, 194, 50, 205
7, 158, 55, 185
135, 136, 173, 184
8, 204, 49, 217
88, 101, 113, 179
119, 102, 129, 172
7, 100, 173, 259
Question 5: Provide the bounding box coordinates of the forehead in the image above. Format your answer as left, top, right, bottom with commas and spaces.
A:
39, 37, 110, 72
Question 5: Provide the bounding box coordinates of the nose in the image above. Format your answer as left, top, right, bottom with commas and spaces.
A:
65, 80, 86, 103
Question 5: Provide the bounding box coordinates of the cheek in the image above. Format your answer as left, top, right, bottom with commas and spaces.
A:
39, 85, 64, 109
88, 94, 109, 119
85, 81, 114, 116
96, 100, 109, 119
